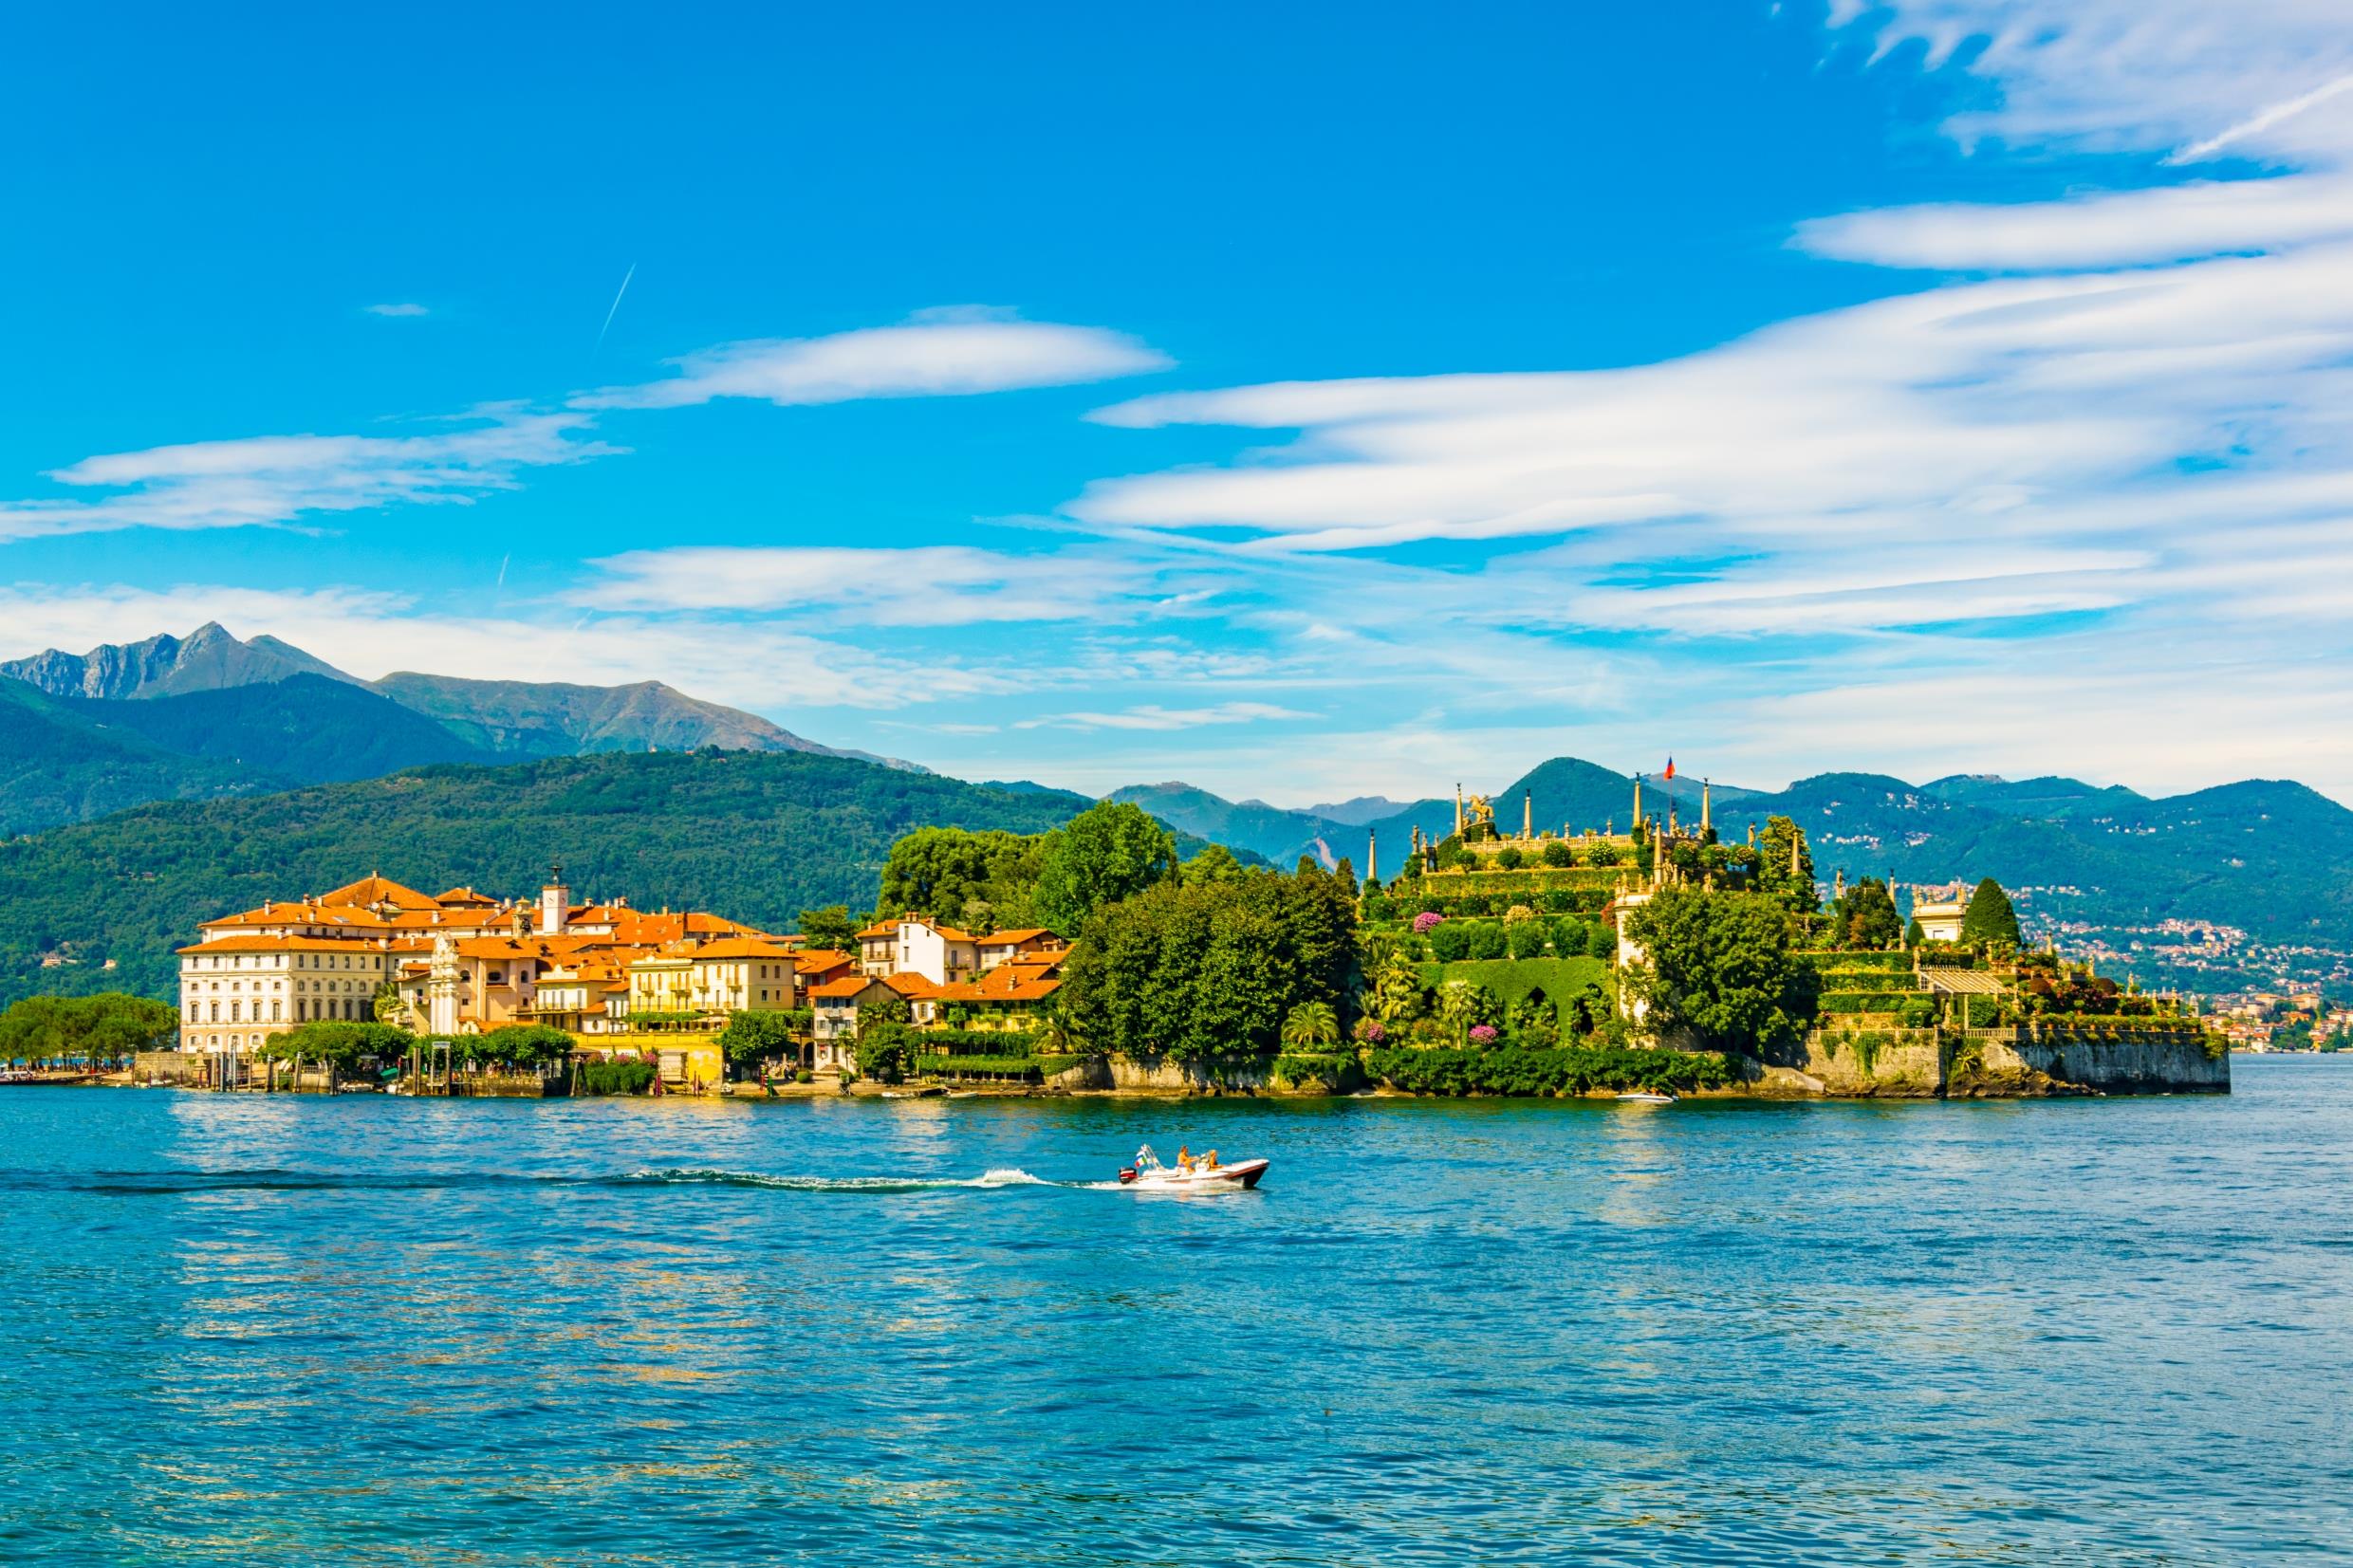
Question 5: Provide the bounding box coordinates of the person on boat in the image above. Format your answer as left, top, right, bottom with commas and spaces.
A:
1176, 1145, 1195, 1171
1200, 1149, 1220, 1171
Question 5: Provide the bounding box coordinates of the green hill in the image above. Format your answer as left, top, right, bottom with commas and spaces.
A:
58, 674, 504, 783
1106, 782, 1365, 868
0, 750, 1087, 1007
1709, 773, 2353, 951
0, 679, 285, 835
369, 671, 922, 771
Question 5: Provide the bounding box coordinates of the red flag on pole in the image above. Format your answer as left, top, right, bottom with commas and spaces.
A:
1663, 757, 1677, 780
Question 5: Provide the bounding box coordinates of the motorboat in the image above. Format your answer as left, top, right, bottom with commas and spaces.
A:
1118, 1145, 1269, 1190
1615, 1091, 1677, 1106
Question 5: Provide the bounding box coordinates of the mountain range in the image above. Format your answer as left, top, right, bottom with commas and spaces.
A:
1129, 758, 2353, 978
4, 623, 2346, 995
0, 624, 921, 834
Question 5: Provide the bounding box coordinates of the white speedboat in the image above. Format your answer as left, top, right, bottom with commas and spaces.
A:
1615, 1091, 1677, 1106
1118, 1145, 1269, 1190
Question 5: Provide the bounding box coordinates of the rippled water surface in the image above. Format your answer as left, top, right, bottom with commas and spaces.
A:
3, 1059, 2349, 1564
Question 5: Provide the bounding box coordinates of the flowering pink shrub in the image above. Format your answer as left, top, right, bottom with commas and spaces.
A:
1468, 1024, 1498, 1044
1412, 911, 1446, 934
1354, 1019, 1386, 1044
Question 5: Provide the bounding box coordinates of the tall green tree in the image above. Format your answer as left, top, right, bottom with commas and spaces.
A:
1057, 859, 1359, 1061
717, 1008, 808, 1072
257, 1020, 414, 1078
1835, 876, 1903, 949
1182, 843, 1248, 887
875, 826, 1045, 932
1959, 877, 2023, 950
1622, 885, 1813, 1059
475, 1024, 577, 1070
1033, 802, 1179, 936
1753, 815, 1820, 913
0, 992, 176, 1064
796, 905, 861, 953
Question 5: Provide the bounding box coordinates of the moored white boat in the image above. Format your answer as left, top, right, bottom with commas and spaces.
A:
1118, 1146, 1269, 1190
1616, 1091, 1677, 1105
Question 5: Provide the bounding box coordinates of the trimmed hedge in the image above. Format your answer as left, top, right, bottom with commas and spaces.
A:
1364, 1043, 1732, 1097
1800, 950, 1916, 974
917, 1027, 1043, 1056
1818, 990, 1923, 1014
913, 1053, 1042, 1079
1416, 956, 1609, 1026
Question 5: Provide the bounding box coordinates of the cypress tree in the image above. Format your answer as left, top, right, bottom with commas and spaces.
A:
1959, 877, 2021, 949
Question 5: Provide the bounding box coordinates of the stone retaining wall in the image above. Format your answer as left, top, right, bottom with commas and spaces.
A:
1802, 1027, 1943, 1098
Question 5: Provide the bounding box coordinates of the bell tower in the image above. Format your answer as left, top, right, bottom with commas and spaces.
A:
539, 861, 570, 936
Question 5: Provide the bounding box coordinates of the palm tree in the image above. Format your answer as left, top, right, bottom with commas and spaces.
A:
1436, 980, 1485, 1046
1370, 955, 1425, 1024
1281, 1000, 1340, 1050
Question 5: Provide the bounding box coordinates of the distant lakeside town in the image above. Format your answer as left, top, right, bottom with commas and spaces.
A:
0, 780, 2240, 1100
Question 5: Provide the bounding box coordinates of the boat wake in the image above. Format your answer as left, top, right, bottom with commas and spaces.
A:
31, 1164, 1084, 1196
41, 1164, 1194, 1197
618, 1166, 1065, 1193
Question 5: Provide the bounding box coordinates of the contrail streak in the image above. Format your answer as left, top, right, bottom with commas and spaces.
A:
2171, 72, 2353, 162
495, 553, 510, 590
595, 262, 638, 352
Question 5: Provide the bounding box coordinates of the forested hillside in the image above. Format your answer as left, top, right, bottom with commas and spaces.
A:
0, 679, 284, 835
0, 750, 1086, 1005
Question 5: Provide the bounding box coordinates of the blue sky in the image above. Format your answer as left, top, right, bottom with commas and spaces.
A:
4, 2, 2350, 804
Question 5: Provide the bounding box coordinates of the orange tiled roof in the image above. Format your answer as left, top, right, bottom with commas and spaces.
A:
681, 937, 798, 961
177, 934, 388, 955
855, 919, 901, 939
319, 875, 441, 911
979, 928, 1057, 946
809, 976, 880, 1000
793, 949, 855, 973
932, 974, 1063, 1005
433, 887, 501, 907
880, 971, 941, 999
202, 901, 395, 931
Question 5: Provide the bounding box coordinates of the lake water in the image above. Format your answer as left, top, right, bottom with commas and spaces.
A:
2, 1058, 2347, 1565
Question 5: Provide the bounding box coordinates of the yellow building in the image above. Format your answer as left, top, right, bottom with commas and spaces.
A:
622, 937, 803, 1022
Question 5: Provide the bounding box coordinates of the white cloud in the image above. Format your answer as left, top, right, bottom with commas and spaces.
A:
363, 303, 431, 318
0, 408, 615, 543
1831, 0, 2353, 161
0, 583, 1029, 713
576, 544, 1147, 625
0, 311, 1171, 545
575, 309, 1170, 411
1796, 175, 2353, 269
1014, 702, 1316, 732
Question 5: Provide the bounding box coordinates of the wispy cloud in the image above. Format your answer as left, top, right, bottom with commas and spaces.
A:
1014, 702, 1316, 732
0, 583, 1032, 713
574, 308, 1170, 411
0, 408, 616, 543
0, 311, 1172, 544
362, 303, 430, 318
576, 544, 1152, 626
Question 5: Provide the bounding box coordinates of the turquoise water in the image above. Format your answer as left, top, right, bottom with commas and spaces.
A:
2, 1059, 2347, 1564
